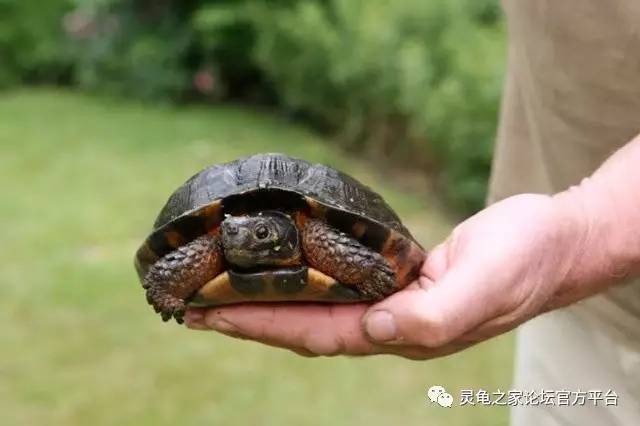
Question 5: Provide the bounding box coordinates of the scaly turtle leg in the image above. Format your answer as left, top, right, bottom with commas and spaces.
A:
143, 234, 224, 323
301, 219, 396, 300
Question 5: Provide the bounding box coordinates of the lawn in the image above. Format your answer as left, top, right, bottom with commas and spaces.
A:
0, 89, 514, 425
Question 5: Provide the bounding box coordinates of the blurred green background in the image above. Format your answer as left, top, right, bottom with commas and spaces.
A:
0, 0, 513, 425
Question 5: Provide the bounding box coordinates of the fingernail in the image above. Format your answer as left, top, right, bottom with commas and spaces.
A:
365, 310, 398, 343
205, 314, 238, 334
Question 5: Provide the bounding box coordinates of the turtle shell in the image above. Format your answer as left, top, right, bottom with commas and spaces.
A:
135, 153, 425, 297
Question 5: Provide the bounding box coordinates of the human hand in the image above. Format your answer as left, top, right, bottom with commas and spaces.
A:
184, 193, 592, 359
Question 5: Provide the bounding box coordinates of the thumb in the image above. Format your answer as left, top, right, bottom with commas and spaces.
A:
362, 258, 495, 347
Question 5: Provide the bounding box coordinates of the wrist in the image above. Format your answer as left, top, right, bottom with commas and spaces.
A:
550, 177, 638, 306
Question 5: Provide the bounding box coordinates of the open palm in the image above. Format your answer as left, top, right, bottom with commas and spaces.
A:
186, 194, 587, 359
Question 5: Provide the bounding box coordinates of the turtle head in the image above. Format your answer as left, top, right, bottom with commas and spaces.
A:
221, 211, 301, 269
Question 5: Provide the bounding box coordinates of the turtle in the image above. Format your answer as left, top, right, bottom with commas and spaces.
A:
135, 153, 426, 323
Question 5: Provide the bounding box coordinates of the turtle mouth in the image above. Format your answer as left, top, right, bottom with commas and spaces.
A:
229, 264, 288, 274
223, 248, 301, 270
229, 264, 307, 277
223, 248, 272, 269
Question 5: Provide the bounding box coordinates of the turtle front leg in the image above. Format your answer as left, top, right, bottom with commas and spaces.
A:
301, 219, 396, 300
143, 234, 224, 323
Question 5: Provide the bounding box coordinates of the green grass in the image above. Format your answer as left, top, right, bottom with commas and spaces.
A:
0, 89, 513, 426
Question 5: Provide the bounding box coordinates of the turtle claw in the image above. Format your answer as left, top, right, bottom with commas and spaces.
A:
157, 298, 185, 324
141, 235, 224, 324
168, 303, 186, 324
360, 263, 395, 300
174, 313, 185, 325
160, 307, 184, 323
145, 286, 186, 324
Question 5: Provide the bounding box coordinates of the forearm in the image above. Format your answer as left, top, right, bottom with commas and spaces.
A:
554, 134, 640, 302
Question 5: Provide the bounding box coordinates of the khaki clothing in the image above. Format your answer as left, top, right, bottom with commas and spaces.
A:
488, 1, 640, 424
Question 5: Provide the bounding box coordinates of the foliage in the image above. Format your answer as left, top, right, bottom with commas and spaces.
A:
67, 0, 194, 101
190, 1, 276, 101
248, 0, 505, 212
0, 0, 73, 88
1, 0, 506, 214
69, 0, 278, 101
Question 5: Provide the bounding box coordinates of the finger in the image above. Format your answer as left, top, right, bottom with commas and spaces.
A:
199, 303, 379, 356
184, 307, 208, 330
420, 241, 450, 281
363, 260, 499, 348
188, 304, 476, 359
456, 303, 539, 344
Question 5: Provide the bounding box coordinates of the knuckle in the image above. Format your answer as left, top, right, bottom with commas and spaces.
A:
419, 328, 452, 348
303, 335, 343, 356
409, 305, 452, 348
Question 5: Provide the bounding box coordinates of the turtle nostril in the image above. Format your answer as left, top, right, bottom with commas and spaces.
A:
225, 224, 239, 235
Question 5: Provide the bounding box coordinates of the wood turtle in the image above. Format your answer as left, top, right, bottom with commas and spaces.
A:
135, 153, 425, 323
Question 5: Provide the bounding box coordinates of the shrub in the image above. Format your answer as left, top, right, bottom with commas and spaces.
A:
68, 0, 505, 213
0, 0, 73, 88
2, 0, 505, 214
70, 0, 278, 101
191, 1, 273, 101
68, 0, 194, 101
248, 0, 505, 212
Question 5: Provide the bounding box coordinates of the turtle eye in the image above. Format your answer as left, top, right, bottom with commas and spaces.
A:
255, 225, 269, 240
